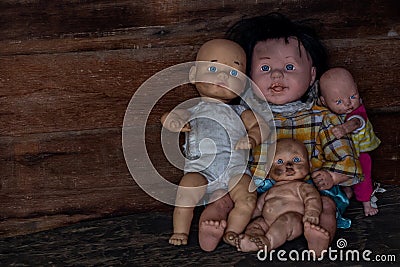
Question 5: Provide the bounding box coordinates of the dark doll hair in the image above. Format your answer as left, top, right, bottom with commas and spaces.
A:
226, 12, 328, 81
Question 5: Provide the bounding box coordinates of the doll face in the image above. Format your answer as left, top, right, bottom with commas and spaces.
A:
250, 38, 316, 105
269, 139, 310, 181
320, 68, 361, 115
190, 39, 247, 103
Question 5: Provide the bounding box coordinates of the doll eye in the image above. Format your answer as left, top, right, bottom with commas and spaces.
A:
276, 159, 284, 165
230, 69, 239, 77
350, 95, 357, 100
293, 157, 301, 163
336, 99, 343, 105
261, 65, 270, 72
208, 66, 217, 73
285, 64, 295, 71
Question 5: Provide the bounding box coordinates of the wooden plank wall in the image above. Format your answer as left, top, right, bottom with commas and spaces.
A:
0, 0, 399, 237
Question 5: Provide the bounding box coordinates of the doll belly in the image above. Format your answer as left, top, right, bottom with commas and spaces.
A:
262, 195, 306, 225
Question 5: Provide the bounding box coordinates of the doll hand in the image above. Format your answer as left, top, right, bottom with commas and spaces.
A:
311, 170, 334, 191
235, 136, 256, 150
331, 125, 346, 139
303, 210, 320, 225
164, 119, 191, 132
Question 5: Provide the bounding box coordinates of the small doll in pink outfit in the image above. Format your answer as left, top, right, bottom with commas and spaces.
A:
319, 67, 381, 216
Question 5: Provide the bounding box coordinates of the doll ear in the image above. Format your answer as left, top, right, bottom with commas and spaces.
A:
189, 65, 197, 84
319, 95, 326, 106
310, 66, 317, 85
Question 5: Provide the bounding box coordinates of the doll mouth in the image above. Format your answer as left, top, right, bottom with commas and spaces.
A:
270, 83, 286, 92
218, 83, 228, 87
215, 82, 228, 88
285, 168, 295, 176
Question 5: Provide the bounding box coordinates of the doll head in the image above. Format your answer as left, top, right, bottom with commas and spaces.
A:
189, 39, 247, 103
269, 138, 310, 182
249, 37, 316, 105
227, 12, 328, 105
319, 67, 361, 115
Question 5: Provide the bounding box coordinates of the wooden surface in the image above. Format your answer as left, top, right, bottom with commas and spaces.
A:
0, 0, 400, 237
1, 184, 399, 266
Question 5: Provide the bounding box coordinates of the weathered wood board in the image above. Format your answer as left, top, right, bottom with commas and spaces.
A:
0, 0, 399, 237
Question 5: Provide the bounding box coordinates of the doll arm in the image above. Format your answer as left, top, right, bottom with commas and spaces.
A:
235, 110, 269, 149
311, 169, 351, 190
160, 109, 191, 132
300, 183, 322, 225
346, 115, 365, 133
332, 116, 364, 139
311, 170, 334, 191
316, 112, 363, 186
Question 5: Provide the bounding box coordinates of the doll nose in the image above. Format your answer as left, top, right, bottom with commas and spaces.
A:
217, 71, 229, 80
270, 69, 283, 80
344, 99, 352, 107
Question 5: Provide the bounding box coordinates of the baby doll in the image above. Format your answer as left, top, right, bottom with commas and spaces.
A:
236, 138, 329, 257
227, 12, 363, 246
161, 39, 267, 251
319, 67, 381, 216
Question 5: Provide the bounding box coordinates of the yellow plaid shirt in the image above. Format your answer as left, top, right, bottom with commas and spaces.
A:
251, 104, 363, 186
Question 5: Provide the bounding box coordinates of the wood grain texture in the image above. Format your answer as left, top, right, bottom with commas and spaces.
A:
0, 0, 399, 237
1, 185, 399, 264
0, 0, 398, 41
1, 38, 399, 136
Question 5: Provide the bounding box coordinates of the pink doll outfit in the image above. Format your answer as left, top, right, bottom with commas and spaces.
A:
345, 103, 381, 202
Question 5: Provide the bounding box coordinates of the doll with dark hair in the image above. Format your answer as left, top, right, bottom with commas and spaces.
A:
227, 12, 328, 82
226, 12, 363, 251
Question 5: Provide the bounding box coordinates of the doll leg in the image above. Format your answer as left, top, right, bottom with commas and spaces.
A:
198, 189, 234, 251
317, 196, 335, 245
236, 217, 270, 252
304, 222, 330, 257
265, 212, 303, 250
245, 216, 269, 237
169, 172, 207, 246
223, 174, 257, 246
238, 212, 303, 252
353, 153, 377, 216
342, 186, 353, 199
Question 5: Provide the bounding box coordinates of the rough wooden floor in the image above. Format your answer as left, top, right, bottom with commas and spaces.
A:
1, 185, 399, 266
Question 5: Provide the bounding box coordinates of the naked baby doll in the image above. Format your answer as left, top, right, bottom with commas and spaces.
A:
319, 67, 381, 216
236, 138, 329, 256
161, 39, 267, 251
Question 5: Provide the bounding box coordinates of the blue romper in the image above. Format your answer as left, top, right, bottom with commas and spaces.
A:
183, 101, 251, 193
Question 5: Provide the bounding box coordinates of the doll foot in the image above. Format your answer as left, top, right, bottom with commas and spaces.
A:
304, 222, 330, 257
199, 219, 226, 251
223, 231, 240, 247
169, 233, 188, 246
236, 234, 269, 252
363, 201, 378, 216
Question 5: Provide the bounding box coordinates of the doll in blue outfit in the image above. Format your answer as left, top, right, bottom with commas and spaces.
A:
161, 39, 268, 251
